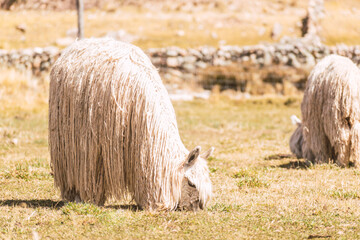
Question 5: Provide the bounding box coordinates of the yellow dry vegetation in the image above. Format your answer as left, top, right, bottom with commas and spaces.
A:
1, 68, 360, 239
0, 0, 359, 49
0, 68, 48, 114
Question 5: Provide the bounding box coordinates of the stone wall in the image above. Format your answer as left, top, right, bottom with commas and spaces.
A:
148, 37, 360, 73
1, 38, 360, 94
0, 46, 59, 75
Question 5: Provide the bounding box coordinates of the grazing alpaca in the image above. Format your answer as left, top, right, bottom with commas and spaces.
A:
49, 38, 214, 210
290, 54, 360, 168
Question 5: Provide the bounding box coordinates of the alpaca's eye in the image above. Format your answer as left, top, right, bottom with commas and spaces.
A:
188, 181, 196, 188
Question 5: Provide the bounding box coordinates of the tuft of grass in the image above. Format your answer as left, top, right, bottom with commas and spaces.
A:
2, 162, 51, 181
209, 167, 218, 173
3, 164, 31, 180
208, 203, 243, 212
236, 175, 269, 188
233, 168, 270, 188
329, 189, 360, 200
309, 163, 342, 170
61, 203, 105, 216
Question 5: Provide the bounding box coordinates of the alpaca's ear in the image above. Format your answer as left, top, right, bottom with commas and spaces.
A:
185, 146, 201, 168
291, 115, 302, 126
201, 147, 214, 160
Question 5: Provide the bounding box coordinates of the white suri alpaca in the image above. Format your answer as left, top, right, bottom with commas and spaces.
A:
49, 38, 214, 211
290, 54, 360, 167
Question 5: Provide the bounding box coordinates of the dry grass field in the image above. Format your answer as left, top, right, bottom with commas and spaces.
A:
2, 0, 360, 238
1, 69, 360, 239
1, 0, 360, 49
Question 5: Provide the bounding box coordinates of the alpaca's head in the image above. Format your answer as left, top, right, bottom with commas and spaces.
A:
290, 115, 303, 158
177, 146, 214, 211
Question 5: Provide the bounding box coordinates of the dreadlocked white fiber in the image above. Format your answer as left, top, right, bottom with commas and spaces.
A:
300, 54, 360, 167
49, 38, 212, 210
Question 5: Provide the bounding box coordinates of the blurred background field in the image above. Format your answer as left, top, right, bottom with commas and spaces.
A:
0, 0, 360, 49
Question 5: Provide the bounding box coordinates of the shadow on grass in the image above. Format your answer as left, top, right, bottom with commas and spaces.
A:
0, 199, 65, 209
106, 204, 141, 211
0, 199, 141, 211
265, 153, 293, 160
276, 160, 310, 169
265, 153, 310, 169
307, 234, 331, 239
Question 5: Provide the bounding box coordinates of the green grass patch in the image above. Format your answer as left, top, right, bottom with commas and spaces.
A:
2, 162, 51, 181
233, 168, 270, 188
2, 90, 360, 238
329, 189, 360, 200
61, 203, 105, 216
208, 203, 243, 212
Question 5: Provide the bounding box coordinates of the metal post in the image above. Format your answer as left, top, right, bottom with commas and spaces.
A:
76, 0, 84, 39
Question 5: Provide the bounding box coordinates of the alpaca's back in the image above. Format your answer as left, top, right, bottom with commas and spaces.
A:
49, 38, 186, 208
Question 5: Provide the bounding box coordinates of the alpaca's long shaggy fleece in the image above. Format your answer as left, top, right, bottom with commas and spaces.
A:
300, 54, 360, 167
49, 38, 212, 210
